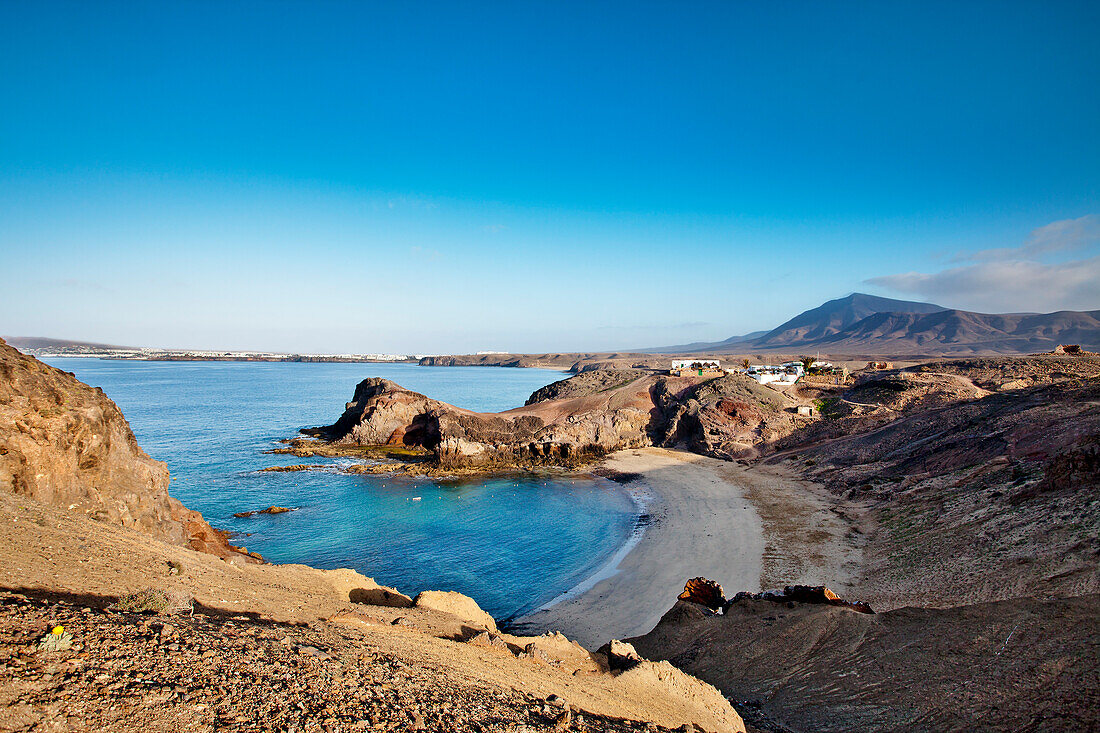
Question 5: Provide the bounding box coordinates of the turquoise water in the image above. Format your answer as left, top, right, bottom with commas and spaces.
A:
42, 359, 638, 621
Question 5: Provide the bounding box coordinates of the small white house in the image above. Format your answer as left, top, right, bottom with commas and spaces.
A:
671, 360, 722, 376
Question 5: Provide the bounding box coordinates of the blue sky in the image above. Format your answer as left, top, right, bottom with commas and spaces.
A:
2, 1, 1098, 353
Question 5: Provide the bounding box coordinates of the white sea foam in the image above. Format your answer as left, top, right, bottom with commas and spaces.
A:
535, 481, 653, 612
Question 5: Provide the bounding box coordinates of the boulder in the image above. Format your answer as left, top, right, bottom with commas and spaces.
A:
596, 639, 644, 671
678, 577, 725, 610
413, 590, 498, 632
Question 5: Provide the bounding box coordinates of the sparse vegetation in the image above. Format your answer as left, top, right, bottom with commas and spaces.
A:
112, 588, 193, 615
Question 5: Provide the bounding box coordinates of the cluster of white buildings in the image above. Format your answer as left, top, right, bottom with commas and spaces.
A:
669, 359, 838, 387
744, 361, 804, 385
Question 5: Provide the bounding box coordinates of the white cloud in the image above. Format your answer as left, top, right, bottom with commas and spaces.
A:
868, 215, 1100, 313
958, 214, 1100, 263
409, 245, 442, 261
866, 255, 1100, 313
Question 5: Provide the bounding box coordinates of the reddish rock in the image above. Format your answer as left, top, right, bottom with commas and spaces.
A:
678, 577, 725, 610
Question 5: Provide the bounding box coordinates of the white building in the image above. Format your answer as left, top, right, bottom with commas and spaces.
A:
746, 362, 802, 386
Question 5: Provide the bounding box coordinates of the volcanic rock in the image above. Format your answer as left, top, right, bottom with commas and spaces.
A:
0, 338, 250, 561
677, 578, 724, 610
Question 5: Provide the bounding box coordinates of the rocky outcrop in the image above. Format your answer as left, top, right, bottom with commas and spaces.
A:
596, 639, 644, 671
0, 338, 251, 560
677, 577, 724, 610
654, 374, 796, 459
525, 369, 648, 405
413, 590, 497, 632
306, 370, 807, 469
310, 377, 659, 468
631, 593, 1100, 733
726, 585, 874, 614
675, 576, 873, 615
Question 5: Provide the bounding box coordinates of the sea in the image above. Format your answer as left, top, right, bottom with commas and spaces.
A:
41, 358, 639, 622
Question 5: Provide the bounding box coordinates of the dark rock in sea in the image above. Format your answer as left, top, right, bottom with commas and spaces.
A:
233, 506, 296, 518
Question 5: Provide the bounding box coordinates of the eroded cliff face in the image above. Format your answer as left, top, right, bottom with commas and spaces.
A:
311, 372, 805, 469
0, 339, 248, 560
314, 377, 660, 467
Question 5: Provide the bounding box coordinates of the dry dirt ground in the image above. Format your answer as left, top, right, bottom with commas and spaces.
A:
632, 595, 1100, 733
0, 490, 743, 733
0, 592, 705, 733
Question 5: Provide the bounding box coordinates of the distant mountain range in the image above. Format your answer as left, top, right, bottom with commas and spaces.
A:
647, 293, 1100, 355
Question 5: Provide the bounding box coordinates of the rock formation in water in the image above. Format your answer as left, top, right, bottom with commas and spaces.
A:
308, 371, 803, 468
309, 376, 657, 467
0, 338, 251, 560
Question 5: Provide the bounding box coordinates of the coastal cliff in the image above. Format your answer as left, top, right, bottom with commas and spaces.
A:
0, 338, 248, 560
310, 377, 654, 467
304, 371, 803, 469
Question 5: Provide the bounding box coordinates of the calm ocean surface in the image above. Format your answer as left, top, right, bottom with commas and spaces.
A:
42, 359, 638, 621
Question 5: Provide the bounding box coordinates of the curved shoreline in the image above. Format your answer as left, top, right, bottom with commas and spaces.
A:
533, 482, 655, 613
512, 447, 864, 649
510, 448, 768, 649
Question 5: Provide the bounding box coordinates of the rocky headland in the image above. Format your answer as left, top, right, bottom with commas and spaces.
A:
288, 369, 809, 473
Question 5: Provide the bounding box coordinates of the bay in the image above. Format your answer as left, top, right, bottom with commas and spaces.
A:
42, 359, 639, 621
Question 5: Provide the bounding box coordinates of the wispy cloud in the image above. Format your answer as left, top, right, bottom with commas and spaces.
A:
952, 214, 1100, 263
867, 256, 1100, 313
867, 215, 1100, 313
51, 278, 116, 294
409, 245, 442, 261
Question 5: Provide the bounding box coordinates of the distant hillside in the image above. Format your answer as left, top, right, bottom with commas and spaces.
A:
641, 331, 768, 354
806, 308, 1100, 354
3, 336, 138, 352
651, 293, 1100, 355
751, 293, 947, 348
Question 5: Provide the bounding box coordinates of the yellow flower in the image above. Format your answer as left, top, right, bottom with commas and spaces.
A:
51, 625, 64, 636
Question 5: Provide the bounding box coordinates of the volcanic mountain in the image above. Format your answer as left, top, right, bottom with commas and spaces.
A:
650, 293, 1100, 355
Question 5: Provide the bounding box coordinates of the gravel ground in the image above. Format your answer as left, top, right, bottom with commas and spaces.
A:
0, 593, 682, 733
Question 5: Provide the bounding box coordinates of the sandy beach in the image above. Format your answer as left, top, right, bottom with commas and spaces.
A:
514, 447, 862, 649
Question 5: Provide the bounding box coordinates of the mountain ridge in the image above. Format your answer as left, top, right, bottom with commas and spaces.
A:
649, 293, 1100, 355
